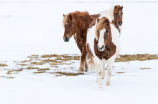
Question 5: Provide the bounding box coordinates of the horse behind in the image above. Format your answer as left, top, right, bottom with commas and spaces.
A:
63, 11, 100, 74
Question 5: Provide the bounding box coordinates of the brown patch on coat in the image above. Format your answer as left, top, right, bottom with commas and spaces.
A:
63, 11, 100, 73
112, 5, 123, 33
94, 17, 116, 60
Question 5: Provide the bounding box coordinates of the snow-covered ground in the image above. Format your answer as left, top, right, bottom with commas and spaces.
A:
0, 59, 158, 104
0, 1, 158, 104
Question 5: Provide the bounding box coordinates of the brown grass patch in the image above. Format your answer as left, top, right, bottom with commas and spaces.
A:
115, 54, 158, 62
0, 76, 6, 78
116, 72, 125, 74
50, 72, 79, 76
0, 63, 8, 67
34, 70, 46, 73
140, 68, 151, 70
6, 70, 13, 74
6, 77, 14, 79
17, 63, 28, 66
26, 67, 40, 70
14, 68, 23, 71
37, 68, 50, 71
31, 62, 44, 65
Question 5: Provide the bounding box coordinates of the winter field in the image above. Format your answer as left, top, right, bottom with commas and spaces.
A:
0, 1, 158, 104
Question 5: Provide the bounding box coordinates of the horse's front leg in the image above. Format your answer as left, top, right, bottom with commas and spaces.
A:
95, 57, 103, 88
78, 47, 87, 74
102, 59, 106, 79
106, 56, 115, 86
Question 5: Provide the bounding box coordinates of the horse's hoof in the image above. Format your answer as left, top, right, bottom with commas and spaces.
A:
106, 82, 110, 86
78, 73, 84, 75
84, 70, 88, 72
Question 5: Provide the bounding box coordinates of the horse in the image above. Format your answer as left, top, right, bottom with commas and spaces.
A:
86, 16, 121, 88
88, 5, 123, 72
63, 11, 100, 74
100, 5, 123, 33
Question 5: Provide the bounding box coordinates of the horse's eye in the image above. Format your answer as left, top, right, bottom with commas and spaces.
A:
106, 31, 109, 33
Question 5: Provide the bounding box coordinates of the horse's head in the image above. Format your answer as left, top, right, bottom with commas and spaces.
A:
95, 17, 111, 51
63, 14, 77, 42
113, 5, 123, 26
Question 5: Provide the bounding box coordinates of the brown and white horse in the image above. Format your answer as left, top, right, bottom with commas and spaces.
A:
100, 5, 123, 33
86, 16, 121, 88
63, 11, 99, 74
88, 5, 123, 72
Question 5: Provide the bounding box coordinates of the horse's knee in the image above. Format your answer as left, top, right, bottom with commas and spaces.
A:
98, 71, 102, 76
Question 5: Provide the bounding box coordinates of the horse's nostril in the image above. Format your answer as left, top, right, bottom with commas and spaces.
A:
64, 37, 69, 42
118, 21, 122, 26
97, 45, 105, 51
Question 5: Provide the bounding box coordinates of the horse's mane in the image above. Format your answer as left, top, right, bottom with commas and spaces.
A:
95, 17, 109, 39
63, 11, 89, 26
99, 5, 116, 22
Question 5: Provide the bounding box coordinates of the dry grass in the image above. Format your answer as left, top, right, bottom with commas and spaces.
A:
0, 63, 8, 67
6, 77, 14, 79
34, 71, 46, 73
31, 62, 44, 65
116, 72, 125, 74
17, 63, 28, 66
50, 72, 79, 76
14, 68, 23, 71
26, 67, 40, 70
140, 68, 151, 70
37, 68, 50, 71
6, 70, 13, 74
4, 54, 157, 76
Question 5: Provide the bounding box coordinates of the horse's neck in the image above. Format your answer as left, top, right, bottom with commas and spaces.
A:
105, 29, 116, 55
76, 16, 93, 37
104, 40, 116, 59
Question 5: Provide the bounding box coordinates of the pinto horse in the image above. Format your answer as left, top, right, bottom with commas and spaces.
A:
88, 5, 123, 71
100, 5, 123, 33
63, 11, 100, 74
86, 17, 121, 88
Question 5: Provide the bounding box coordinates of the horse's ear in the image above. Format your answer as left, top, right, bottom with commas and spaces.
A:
105, 20, 109, 25
69, 15, 73, 21
121, 6, 123, 9
97, 18, 100, 23
63, 14, 66, 17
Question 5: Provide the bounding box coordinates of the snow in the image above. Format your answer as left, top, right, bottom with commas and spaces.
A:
0, 60, 158, 104
0, 1, 158, 104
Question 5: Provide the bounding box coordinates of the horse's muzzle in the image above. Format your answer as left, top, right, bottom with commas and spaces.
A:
118, 21, 122, 26
64, 37, 69, 42
97, 45, 105, 51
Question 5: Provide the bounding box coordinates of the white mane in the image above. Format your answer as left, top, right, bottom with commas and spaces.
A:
99, 5, 116, 22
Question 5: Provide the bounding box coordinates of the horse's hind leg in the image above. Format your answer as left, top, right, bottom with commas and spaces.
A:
84, 55, 89, 72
